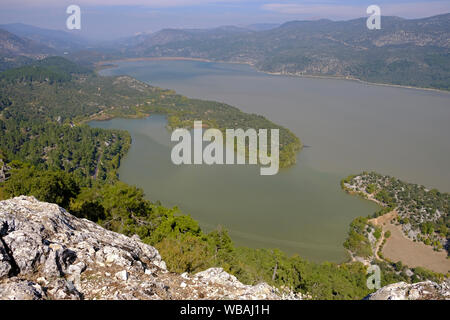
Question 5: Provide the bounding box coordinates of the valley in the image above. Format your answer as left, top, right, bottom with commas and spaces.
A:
0, 12, 449, 300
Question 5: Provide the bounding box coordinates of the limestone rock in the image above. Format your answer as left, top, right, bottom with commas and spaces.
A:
2, 196, 444, 300
0, 196, 295, 300
115, 270, 129, 281
366, 280, 450, 300
0, 280, 45, 300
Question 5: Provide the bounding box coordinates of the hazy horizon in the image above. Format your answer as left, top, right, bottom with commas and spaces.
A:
1, 0, 449, 40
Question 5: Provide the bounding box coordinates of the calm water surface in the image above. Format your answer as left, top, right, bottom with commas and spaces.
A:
92, 60, 450, 262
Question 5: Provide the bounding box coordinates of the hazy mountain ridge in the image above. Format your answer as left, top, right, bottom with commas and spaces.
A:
0, 24, 93, 72
0, 28, 54, 56
0, 28, 56, 72
123, 14, 450, 90
1, 14, 449, 89
0, 23, 89, 52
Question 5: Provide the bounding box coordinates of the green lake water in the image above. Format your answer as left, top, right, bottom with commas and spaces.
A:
91, 60, 450, 262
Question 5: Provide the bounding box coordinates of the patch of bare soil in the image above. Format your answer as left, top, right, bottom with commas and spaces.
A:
371, 211, 450, 274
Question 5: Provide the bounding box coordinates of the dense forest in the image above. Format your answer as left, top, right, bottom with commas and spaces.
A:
0, 57, 301, 171
0, 120, 130, 186
0, 57, 446, 299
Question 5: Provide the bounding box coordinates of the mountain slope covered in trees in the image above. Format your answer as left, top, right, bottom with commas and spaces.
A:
123, 14, 450, 90
0, 56, 446, 300
1, 14, 449, 90
0, 23, 88, 52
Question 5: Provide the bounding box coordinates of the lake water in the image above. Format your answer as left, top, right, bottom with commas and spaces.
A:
93, 60, 450, 262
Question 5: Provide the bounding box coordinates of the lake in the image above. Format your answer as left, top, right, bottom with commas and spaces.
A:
92, 60, 450, 262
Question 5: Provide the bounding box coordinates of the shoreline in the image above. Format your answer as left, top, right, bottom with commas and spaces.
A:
96, 56, 450, 94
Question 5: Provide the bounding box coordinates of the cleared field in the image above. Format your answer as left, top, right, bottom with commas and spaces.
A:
372, 212, 450, 274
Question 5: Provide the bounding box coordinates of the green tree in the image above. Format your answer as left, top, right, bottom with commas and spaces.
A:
2, 163, 79, 208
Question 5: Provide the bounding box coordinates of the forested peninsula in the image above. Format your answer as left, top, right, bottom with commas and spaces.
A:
342, 172, 449, 254
0, 57, 445, 299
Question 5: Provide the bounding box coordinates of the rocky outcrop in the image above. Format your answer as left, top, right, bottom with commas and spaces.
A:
1, 196, 448, 300
366, 281, 450, 300
0, 196, 297, 300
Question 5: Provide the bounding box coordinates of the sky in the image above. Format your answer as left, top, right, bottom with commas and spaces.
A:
1, 0, 449, 40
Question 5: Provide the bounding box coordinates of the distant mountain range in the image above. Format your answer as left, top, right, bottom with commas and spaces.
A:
1, 14, 449, 90
0, 24, 108, 72
0, 28, 54, 72
121, 14, 450, 90
0, 23, 89, 52
245, 23, 280, 31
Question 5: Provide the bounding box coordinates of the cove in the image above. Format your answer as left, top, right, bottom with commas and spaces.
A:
89, 115, 379, 263
92, 59, 450, 263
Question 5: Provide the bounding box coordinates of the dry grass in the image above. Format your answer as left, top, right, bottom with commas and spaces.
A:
371, 211, 450, 274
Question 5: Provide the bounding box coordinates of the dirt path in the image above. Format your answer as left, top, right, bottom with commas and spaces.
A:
370, 211, 396, 261
373, 233, 384, 261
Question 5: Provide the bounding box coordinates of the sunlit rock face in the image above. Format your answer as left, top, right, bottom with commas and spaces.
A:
0, 196, 297, 300
2, 196, 446, 300
366, 281, 450, 300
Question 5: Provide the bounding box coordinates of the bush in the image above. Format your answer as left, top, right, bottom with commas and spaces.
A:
155, 234, 213, 273
2, 163, 79, 208
343, 217, 373, 258
373, 227, 382, 240
366, 184, 376, 194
